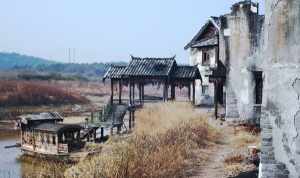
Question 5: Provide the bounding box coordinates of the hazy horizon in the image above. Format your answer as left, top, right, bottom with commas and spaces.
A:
0, 0, 264, 64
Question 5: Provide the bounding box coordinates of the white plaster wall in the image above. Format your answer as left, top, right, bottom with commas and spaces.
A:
223, 3, 258, 121
189, 48, 214, 106
260, 0, 300, 177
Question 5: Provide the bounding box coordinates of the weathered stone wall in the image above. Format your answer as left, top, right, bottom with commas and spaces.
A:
219, 1, 261, 121
260, 0, 300, 177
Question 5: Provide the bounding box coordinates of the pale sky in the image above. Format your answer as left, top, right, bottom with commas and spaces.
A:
0, 0, 264, 64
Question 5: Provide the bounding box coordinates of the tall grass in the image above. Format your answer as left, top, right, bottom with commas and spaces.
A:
65, 102, 219, 178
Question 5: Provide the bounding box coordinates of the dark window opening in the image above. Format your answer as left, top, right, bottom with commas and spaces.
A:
202, 52, 210, 66
254, 71, 263, 105
52, 135, 56, 145
202, 85, 208, 95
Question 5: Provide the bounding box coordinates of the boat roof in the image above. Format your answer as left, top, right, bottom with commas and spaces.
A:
18, 112, 63, 125
33, 123, 83, 133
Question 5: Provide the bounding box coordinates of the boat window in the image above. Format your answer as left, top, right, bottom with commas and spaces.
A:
52, 135, 56, 145
46, 134, 50, 144
41, 133, 44, 143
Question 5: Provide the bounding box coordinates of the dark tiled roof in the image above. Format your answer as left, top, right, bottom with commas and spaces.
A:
103, 65, 126, 80
172, 66, 201, 80
122, 56, 176, 77
102, 56, 202, 81
184, 17, 220, 50
19, 112, 63, 124
211, 16, 221, 27
34, 123, 82, 133
191, 36, 218, 48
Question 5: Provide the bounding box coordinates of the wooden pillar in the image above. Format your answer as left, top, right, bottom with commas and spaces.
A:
142, 83, 145, 104
110, 79, 114, 105
117, 125, 121, 134
132, 83, 135, 105
166, 82, 169, 101
171, 83, 175, 100
163, 80, 168, 102
132, 110, 135, 127
129, 109, 132, 130
214, 82, 218, 120
138, 83, 142, 104
110, 127, 113, 136
118, 80, 122, 104
100, 127, 104, 139
188, 84, 191, 101
192, 80, 195, 105
163, 83, 166, 102
129, 81, 132, 105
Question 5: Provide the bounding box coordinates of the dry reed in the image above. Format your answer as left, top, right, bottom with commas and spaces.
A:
65, 102, 219, 178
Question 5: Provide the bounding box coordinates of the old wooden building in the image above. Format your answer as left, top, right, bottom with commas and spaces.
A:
185, 1, 264, 121
103, 56, 202, 105
185, 16, 222, 106
19, 112, 85, 155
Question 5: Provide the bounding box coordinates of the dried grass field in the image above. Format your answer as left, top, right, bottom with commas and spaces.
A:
65, 102, 220, 178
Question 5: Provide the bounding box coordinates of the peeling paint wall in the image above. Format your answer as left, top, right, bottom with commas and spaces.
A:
219, 1, 262, 121
260, 0, 300, 177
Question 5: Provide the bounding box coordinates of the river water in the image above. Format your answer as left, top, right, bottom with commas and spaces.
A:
0, 134, 21, 178
0, 132, 69, 178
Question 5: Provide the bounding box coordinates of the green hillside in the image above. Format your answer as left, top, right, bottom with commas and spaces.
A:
0, 52, 126, 80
